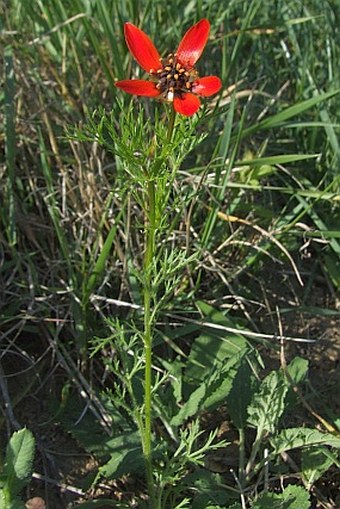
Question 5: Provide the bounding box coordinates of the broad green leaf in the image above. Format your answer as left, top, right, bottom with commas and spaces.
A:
227, 355, 255, 429
286, 357, 309, 383
301, 446, 336, 488
171, 383, 207, 426
247, 370, 288, 434
285, 356, 309, 407
203, 352, 248, 413
186, 301, 247, 385
96, 431, 143, 480
270, 428, 340, 455
190, 469, 231, 508
185, 331, 246, 386
4, 429, 35, 496
172, 350, 248, 426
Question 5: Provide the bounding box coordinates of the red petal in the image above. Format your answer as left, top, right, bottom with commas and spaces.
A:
115, 80, 160, 97
173, 93, 201, 116
124, 23, 161, 73
176, 19, 210, 68
192, 76, 222, 96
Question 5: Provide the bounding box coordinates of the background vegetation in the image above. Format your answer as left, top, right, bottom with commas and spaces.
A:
1, 0, 339, 508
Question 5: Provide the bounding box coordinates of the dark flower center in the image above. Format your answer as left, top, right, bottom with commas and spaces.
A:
151, 53, 198, 101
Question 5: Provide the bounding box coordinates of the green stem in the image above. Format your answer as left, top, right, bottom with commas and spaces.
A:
144, 179, 157, 507
238, 427, 245, 486
167, 107, 176, 142
142, 107, 176, 509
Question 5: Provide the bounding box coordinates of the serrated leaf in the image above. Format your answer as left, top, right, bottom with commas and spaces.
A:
301, 446, 336, 488
251, 493, 282, 509
251, 485, 309, 509
270, 428, 340, 455
281, 484, 310, 509
4, 429, 35, 496
247, 369, 288, 434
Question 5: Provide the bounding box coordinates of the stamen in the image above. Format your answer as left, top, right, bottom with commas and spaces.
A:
167, 87, 174, 102
155, 52, 198, 100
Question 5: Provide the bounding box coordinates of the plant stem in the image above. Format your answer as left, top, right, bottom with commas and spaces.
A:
238, 427, 245, 486
142, 107, 176, 508
144, 178, 157, 507
167, 107, 176, 142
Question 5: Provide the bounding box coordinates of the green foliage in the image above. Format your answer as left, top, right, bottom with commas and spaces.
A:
189, 469, 234, 508
251, 485, 310, 509
270, 427, 340, 454
247, 369, 288, 434
227, 354, 255, 429
0, 429, 35, 509
95, 431, 143, 481
2, 0, 340, 507
301, 446, 338, 489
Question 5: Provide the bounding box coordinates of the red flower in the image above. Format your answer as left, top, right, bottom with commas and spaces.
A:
115, 19, 222, 116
